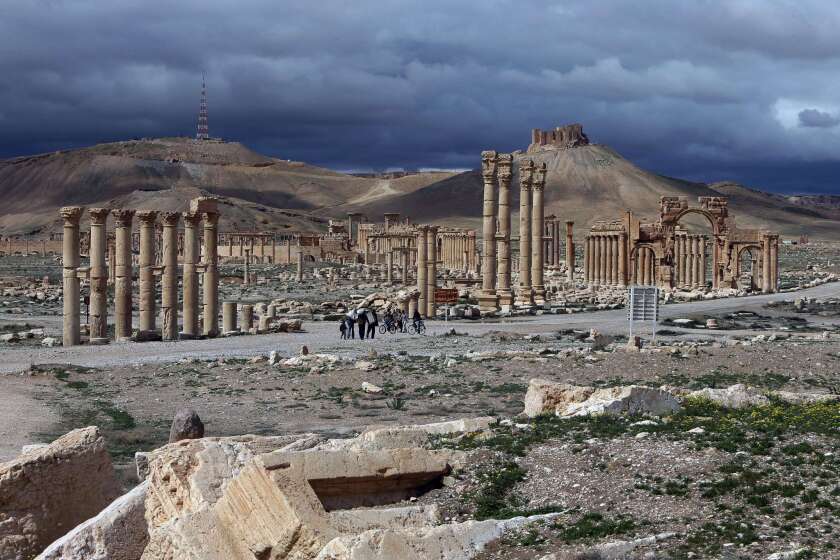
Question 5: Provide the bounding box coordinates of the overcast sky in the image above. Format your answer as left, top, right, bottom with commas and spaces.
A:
2, 1, 840, 193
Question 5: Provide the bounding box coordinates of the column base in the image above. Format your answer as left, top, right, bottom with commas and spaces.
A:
515, 287, 533, 306
477, 291, 499, 313
88, 337, 109, 346
497, 289, 514, 308
533, 286, 546, 304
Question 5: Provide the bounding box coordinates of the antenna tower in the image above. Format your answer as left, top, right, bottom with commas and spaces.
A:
196, 73, 209, 140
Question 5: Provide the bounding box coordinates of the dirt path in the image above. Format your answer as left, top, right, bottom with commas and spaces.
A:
0, 376, 57, 461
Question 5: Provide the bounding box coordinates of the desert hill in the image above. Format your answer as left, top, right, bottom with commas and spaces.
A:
1, 130, 838, 239
0, 137, 454, 234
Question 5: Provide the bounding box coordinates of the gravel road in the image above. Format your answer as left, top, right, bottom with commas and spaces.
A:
1, 282, 838, 374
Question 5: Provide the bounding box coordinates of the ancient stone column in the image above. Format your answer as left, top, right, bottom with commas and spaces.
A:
112, 209, 135, 341
640, 248, 649, 285
222, 301, 237, 334
137, 211, 158, 335
161, 212, 180, 341
584, 235, 591, 284
297, 251, 304, 281
770, 236, 778, 293
531, 163, 546, 303
408, 294, 418, 318
565, 221, 574, 283
674, 235, 682, 287
243, 248, 251, 286
517, 159, 534, 304
108, 240, 116, 285
241, 304, 254, 332
401, 250, 409, 286
479, 151, 498, 311
680, 236, 689, 288
61, 207, 84, 346
182, 212, 201, 337
386, 251, 394, 284
426, 226, 438, 318
202, 209, 220, 337
618, 232, 627, 286
598, 234, 607, 286
605, 234, 615, 286
416, 226, 428, 315
762, 235, 772, 293
496, 153, 513, 308
87, 208, 109, 343
693, 236, 702, 288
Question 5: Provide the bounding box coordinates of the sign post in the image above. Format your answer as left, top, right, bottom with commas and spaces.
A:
627, 285, 659, 343
435, 288, 458, 323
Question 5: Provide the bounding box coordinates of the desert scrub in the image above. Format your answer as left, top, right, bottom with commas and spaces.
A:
467, 460, 563, 520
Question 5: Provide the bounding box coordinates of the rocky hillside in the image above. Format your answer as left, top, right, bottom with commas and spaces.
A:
0, 137, 454, 234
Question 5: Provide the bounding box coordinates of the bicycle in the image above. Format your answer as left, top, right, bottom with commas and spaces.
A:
378, 322, 397, 335
409, 321, 426, 335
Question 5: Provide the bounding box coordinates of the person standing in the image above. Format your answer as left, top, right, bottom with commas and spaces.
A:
345, 310, 356, 339
367, 308, 378, 339
357, 308, 368, 340
339, 319, 347, 340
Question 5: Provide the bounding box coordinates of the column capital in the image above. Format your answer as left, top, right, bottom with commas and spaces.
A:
60, 206, 84, 224
519, 159, 535, 189
137, 210, 159, 225
531, 162, 547, 190
497, 153, 513, 183
481, 150, 498, 181
161, 212, 180, 226
203, 212, 220, 226
88, 207, 109, 225
182, 211, 202, 226
111, 209, 135, 227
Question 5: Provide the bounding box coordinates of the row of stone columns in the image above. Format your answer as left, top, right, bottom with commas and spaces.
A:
439, 231, 476, 273
674, 234, 707, 289
60, 198, 220, 346
478, 151, 549, 311
631, 247, 656, 285
584, 232, 628, 287
413, 225, 439, 318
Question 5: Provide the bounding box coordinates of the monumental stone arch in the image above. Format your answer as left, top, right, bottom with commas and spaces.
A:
584, 195, 780, 293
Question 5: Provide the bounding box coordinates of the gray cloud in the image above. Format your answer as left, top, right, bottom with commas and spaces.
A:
1, 1, 840, 193
798, 108, 840, 128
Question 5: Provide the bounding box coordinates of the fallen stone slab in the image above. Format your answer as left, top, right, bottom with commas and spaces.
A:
0, 426, 121, 560
689, 384, 770, 408
524, 379, 680, 418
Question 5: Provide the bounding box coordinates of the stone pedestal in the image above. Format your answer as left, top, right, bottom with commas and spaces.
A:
241, 304, 254, 332
112, 209, 135, 341
161, 212, 180, 341
88, 208, 109, 343
61, 207, 84, 346
223, 302, 238, 334
182, 212, 201, 337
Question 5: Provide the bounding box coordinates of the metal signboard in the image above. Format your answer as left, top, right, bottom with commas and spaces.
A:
627, 285, 659, 341
434, 288, 458, 305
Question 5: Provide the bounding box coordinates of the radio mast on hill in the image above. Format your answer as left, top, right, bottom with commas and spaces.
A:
196, 73, 209, 140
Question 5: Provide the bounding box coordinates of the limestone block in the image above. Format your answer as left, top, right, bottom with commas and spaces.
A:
561, 386, 681, 417
0, 427, 121, 560
36, 481, 149, 560
523, 379, 594, 417
689, 384, 770, 408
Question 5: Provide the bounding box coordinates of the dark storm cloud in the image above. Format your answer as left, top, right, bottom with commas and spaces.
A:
2, 0, 840, 192
798, 108, 840, 128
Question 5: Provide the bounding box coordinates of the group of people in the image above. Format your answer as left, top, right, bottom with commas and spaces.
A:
339, 307, 423, 340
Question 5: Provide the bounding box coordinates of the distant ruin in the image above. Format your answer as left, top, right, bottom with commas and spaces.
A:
584, 196, 780, 292
527, 123, 590, 153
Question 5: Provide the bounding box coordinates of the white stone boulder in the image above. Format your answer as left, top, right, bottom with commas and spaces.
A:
689, 384, 770, 408
524, 379, 680, 418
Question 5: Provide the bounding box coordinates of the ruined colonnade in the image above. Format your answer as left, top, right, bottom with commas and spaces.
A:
478, 151, 551, 312
60, 197, 220, 346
